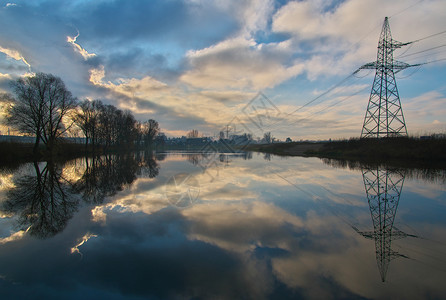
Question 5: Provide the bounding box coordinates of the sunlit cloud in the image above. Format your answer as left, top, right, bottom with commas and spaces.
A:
0, 230, 26, 245
67, 31, 96, 61
70, 233, 97, 257
0, 174, 15, 191
0, 72, 11, 80
91, 206, 107, 224
0, 45, 31, 70
181, 37, 304, 90
87, 62, 250, 134
182, 201, 305, 253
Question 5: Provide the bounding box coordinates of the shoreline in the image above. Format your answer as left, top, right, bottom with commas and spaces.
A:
3, 137, 446, 169
243, 137, 446, 169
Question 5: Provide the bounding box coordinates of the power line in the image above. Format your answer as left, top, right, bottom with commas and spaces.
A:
411, 29, 446, 43
256, 71, 361, 134
398, 44, 446, 59
396, 65, 422, 79
267, 85, 369, 133
285, 72, 359, 116
402, 50, 446, 63
422, 57, 446, 65
389, 0, 425, 18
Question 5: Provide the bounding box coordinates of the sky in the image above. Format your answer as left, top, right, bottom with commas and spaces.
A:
0, 0, 445, 140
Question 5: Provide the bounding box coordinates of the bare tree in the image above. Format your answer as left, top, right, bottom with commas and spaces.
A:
143, 119, 159, 146
263, 132, 272, 144
6, 73, 78, 154
97, 104, 118, 148
187, 129, 199, 138
73, 99, 102, 148
116, 110, 137, 147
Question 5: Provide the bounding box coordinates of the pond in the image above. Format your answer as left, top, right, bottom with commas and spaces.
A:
0, 151, 445, 299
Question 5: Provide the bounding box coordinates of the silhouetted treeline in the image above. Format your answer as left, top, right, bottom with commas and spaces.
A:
1, 72, 161, 158
74, 99, 160, 151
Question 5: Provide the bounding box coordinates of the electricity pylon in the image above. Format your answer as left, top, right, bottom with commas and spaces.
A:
360, 17, 417, 138
354, 167, 416, 282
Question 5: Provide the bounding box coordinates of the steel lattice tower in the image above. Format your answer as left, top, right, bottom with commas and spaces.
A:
361, 17, 413, 138
354, 167, 415, 282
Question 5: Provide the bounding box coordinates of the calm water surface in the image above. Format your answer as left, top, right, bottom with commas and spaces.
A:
0, 152, 445, 299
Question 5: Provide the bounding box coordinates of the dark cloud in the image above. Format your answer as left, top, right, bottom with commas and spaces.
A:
72, 0, 239, 48
0, 77, 13, 93
0, 61, 29, 73
104, 48, 175, 81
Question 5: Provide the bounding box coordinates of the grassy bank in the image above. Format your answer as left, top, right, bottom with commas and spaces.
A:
0, 140, 169, 167
0, 141, 91, 166
244, 137, 446, 166
244, 141, 325, 156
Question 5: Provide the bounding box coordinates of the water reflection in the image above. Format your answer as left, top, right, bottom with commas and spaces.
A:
0, 153, 445, 299
1, 152, 160, 238
1, 161, 78, 238
353, 167, 416, 282
321, 157, 446, 183
72, 154, 147, 204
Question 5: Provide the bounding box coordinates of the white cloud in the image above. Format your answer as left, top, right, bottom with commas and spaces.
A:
403, 91, 446, 134
240, 0, 275, 36
181, 37, 304, 90
271, 0, 446, 79
89, 65, 169, 98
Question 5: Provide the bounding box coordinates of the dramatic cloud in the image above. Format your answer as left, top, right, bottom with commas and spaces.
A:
0, 0, 444, 139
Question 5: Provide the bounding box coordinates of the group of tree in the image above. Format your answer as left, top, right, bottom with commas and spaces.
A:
74, 99, 160, 150
2, 72, 160, 155
187, 129, 200, 138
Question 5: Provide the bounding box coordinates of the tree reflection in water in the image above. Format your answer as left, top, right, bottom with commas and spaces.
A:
2, 161, 78, 239
1, 151, 160, 239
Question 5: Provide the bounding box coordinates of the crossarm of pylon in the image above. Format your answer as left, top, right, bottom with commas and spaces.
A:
390, 40, 413, 49
352, 226, 375, 239
359, 62, 378, 70
359, 60, 419, 71
391, 228, 418, 240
